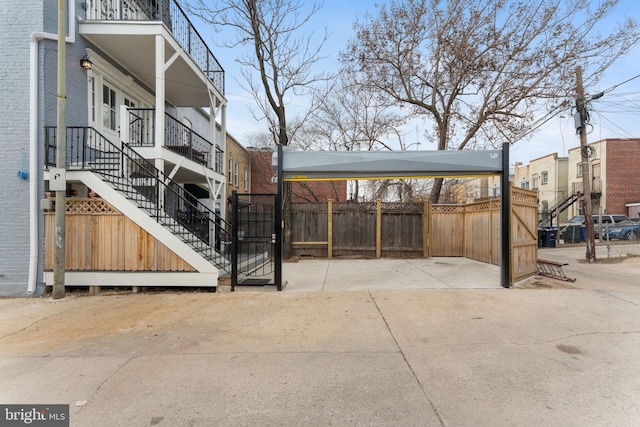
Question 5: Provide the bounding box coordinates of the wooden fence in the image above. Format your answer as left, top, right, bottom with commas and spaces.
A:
292, 186, 538, 283
292, 201, 429, 258
44, 198, 195, 272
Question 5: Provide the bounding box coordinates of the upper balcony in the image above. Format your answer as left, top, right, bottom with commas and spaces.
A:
572, 179, 603, 196
81, 0, 224, 107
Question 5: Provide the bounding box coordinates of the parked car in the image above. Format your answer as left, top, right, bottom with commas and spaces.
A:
602, 219, 640, 240
559, 214, 628, 242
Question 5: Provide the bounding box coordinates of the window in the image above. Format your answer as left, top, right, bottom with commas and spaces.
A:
90, 78, 96, 123
542, 201, 549, 212
520, 181, 529, 190
234, 161, 239, 187
103, 84, 116, 131
541, 171, 548, 185
577, 162, 583, 177
243, 167, 248, 191
532, 176, 539, 189
228, 157, 233, 184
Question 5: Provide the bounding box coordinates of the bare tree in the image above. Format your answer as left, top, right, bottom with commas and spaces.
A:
183, 0, 331, 257
341, 0, 639, 203
183, 0, 329, 146
303, 76, 406, 200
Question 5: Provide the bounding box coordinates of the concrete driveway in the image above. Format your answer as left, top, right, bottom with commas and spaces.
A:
1, 244, 639, 426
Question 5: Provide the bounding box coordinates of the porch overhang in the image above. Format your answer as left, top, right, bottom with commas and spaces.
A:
79, 21, 223, 107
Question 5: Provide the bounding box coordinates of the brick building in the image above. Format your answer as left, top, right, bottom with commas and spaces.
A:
225, 133, 251, 211
248, 147, 348, 202
567, 138, 640, 218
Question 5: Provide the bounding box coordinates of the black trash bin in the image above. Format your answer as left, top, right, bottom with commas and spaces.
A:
537, 228, 544, 248
541, 226, 557, 247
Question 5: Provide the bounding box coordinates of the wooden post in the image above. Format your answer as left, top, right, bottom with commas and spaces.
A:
423, 200, 431, 257
327, 199, 333, 259
489, 198, 493, 262
376, 200, 382, 258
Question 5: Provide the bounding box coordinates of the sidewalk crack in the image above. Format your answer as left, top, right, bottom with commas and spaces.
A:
369, 291, 446, 427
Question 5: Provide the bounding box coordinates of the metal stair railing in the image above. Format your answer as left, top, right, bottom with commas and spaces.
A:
539, 191, 582, 226
45, 126, 232, 274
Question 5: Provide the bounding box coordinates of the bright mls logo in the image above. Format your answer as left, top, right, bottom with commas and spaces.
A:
0, 405, 69, 426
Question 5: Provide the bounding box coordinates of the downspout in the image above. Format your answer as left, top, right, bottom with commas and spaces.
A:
28, 1, 76, 294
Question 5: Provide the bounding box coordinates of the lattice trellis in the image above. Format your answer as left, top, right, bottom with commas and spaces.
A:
465, 200, 500, 212
432, 205, 465, 213
511, 187, 537, 205
333, 202, 377, 212
66, 198, 120, 215
381, 202, 424, 213
293, 203, 327, 212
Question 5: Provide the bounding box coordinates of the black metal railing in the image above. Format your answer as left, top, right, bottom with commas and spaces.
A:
128, 108, 155, 147
572, 179, 602, 195
45, 126, 232, 273
126, 108, 224, 174
85, 0, 224, 95
165, 113, 211, 167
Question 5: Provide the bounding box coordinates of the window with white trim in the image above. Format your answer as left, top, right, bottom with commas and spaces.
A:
103, 84, 116, 131
234, 161, 239, 187
541, 171, 548, 185
228, 157, 233, 184
243, 167, 248, 190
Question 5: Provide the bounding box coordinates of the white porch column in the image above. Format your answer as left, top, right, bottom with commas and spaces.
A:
155, 34, 166, 206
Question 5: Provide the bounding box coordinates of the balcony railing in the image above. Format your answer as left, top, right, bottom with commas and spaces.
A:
126, 108, 223, 174
85, 0, 224, 95
572, 179, 602, 195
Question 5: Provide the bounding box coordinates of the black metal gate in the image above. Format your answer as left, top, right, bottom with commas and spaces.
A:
231, 191, 282, 291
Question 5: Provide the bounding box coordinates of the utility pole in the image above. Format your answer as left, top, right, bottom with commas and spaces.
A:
53, 0, 67, 299
575, 66, 596, 263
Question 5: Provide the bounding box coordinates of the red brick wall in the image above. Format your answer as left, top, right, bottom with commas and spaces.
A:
249, 148, 348, 202
605, 139, 640, 214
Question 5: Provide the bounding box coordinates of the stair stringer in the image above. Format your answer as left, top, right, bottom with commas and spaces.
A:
69, 170, 218, 275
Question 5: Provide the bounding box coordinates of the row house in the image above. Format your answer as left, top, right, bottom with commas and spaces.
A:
515, 154, 569, 226
566, 138, 640, 219
512, 138, 640, 226
1, 0, 231, 296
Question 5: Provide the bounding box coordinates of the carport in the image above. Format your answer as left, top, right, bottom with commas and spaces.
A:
274, 143, 528, 288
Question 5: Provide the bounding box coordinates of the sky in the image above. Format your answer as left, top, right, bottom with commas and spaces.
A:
193, 0, 640, 167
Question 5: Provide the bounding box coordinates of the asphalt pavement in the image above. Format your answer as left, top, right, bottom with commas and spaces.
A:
1, 243, 639, 426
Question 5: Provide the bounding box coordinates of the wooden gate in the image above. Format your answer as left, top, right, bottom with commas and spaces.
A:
509, 186, 539, 283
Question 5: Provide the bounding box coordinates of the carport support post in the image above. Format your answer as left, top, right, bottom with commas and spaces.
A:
275, 144, 284, 291
500, 143, 511, 288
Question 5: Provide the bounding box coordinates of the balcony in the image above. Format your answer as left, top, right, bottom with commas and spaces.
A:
81, 0, 224, 107
572, 179, 602, 195
125, 108, 224, 175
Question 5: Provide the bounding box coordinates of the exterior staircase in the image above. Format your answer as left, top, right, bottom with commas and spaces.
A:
539, 191, 582, 227
45, 126, 232, 275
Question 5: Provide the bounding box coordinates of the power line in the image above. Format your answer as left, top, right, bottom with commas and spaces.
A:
602, 73, 640, 94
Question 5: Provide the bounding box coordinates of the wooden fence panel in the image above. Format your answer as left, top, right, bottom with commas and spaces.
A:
44, 198, 196, 272
463, 200, 500, 264
380, 203, 423, 254
431, 206, 465, 257
291, 203, 328, 257
332, 209, 376, 254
